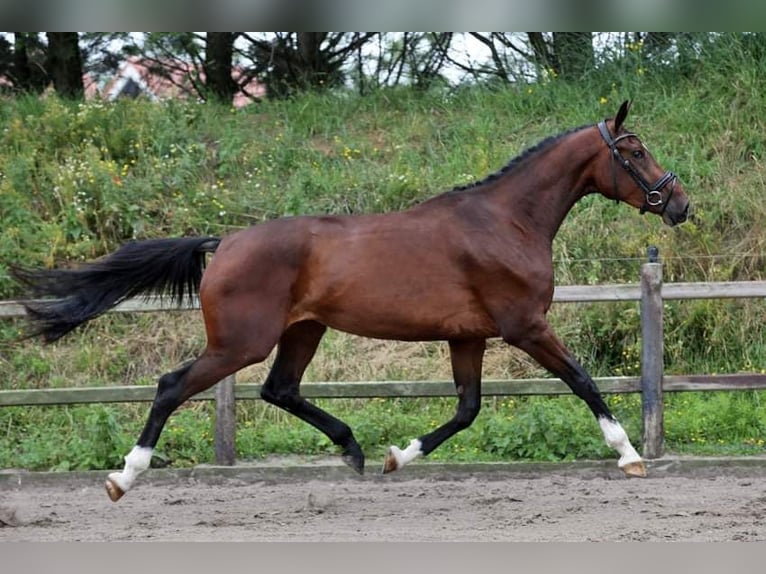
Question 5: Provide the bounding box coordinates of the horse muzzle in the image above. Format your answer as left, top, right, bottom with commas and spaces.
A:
662, 197, 690, 227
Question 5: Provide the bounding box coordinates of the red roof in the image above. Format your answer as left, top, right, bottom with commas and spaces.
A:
1, 56, 265, 106
97, 56, 265, 107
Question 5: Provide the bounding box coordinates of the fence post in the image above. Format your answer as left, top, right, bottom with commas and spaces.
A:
640, 246, 664, 459
214, 374, 237, 465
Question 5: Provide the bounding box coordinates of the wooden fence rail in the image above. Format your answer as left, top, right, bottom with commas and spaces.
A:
3, 248, 766, 465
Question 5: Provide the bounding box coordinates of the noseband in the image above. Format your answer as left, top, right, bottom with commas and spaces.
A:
598, 120, 676, 214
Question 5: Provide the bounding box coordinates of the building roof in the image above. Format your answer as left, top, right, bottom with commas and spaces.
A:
98, 56, 265, 107
0, 56, 265, 105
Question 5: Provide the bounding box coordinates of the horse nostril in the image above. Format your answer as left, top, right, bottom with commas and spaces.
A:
677, 202, 690, 223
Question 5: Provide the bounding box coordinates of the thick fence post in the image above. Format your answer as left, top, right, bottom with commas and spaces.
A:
214, 374, 237, 465
640, 246, 664, 459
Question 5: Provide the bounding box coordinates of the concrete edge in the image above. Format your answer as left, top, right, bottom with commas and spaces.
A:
3, 456, 766, 490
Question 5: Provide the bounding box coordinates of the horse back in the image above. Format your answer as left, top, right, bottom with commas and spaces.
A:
202, 210, 502, 340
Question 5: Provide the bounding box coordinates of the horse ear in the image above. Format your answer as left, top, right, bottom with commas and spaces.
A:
614, 100, 631, 132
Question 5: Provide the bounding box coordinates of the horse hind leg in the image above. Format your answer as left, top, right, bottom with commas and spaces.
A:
259, 321, 365, 474
105, 343, 271, 502
105, 360, 193, 501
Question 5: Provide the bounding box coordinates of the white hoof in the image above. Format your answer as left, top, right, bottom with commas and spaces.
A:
382, 446, 404, 474
105, 475, 126, 502
620, 460, 647, 478
381, 439, 422, 474
104, 446, 153, 501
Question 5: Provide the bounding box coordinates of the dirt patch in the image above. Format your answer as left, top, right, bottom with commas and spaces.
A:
2, 459, 766, 541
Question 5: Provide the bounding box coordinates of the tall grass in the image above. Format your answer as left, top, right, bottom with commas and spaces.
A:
2, 33, 766, 470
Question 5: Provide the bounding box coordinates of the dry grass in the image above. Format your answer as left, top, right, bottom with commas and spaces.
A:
5, 310, 552, 390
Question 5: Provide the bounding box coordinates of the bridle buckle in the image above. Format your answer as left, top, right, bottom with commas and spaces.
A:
645, 190, 663, 207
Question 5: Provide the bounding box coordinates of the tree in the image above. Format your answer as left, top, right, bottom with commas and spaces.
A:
7, 33, 48, 94
46, 32, 84, 99
241, 32, 376, 98
443, 33, 536, 84
204, 32, 238, 103
552, 33, 593, 79
0, 35, 11, 78
442, 33, 594, 84
125, 33, 261, 105
80, 32, 129, 79
361, 33, 453, 91
6, 33, 124, 98
527, 32, 555, 74
528, 33, 594, 79
131, 32, 205, 99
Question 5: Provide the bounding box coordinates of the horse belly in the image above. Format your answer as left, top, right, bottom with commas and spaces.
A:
292, 278, 498, 341
286, 218, 500, 340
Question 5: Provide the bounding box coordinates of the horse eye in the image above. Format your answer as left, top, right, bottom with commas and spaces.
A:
632, 150, 645, 160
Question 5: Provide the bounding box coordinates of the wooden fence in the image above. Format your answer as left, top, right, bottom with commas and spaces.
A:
2, 248, 766, 465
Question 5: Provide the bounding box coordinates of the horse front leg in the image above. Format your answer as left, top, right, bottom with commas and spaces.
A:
383, 339, 485, 473
511, 321, 646, 477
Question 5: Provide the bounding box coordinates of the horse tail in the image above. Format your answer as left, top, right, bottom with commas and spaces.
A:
11, 236, 221, 343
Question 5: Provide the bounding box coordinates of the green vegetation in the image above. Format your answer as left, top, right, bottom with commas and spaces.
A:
2, 34, 766, 470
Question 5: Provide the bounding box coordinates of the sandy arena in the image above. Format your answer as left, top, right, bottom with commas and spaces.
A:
2, 457, 766, 541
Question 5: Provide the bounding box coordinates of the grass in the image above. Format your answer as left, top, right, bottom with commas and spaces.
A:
2, 34, 766, 470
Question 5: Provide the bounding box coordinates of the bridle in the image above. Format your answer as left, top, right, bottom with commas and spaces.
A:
598, 120, 676, 215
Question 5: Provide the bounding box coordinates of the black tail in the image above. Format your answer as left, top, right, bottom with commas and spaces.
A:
11, 236, 221, 343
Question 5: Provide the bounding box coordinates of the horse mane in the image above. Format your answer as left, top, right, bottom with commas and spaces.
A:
439, 123, 592, 196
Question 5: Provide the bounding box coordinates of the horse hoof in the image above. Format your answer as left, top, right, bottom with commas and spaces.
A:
382, 447, 401, 474
341, 443, 365, 475
621, 460, 647, 478
105, 478, 125, 502
341, 454, 365, 475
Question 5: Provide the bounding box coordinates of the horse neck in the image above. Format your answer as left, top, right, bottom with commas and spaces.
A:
487, 127, 602, 242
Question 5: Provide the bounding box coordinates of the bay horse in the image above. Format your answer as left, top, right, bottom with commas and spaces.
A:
12, 100, 689, 502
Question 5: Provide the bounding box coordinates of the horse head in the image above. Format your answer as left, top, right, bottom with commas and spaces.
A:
595, 100, 690, 226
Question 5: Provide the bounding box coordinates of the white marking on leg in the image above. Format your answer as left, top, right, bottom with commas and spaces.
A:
107, 446, 153, 493
598, 417, 642, 468
388, 439, 423, 470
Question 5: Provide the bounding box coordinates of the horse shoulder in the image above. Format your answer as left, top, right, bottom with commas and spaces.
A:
446, 209, 555, 311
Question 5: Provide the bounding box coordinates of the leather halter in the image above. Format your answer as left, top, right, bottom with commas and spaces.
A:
598, 120, 676, 214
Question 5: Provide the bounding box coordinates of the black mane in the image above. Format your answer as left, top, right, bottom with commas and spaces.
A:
445, 123, 591, 194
